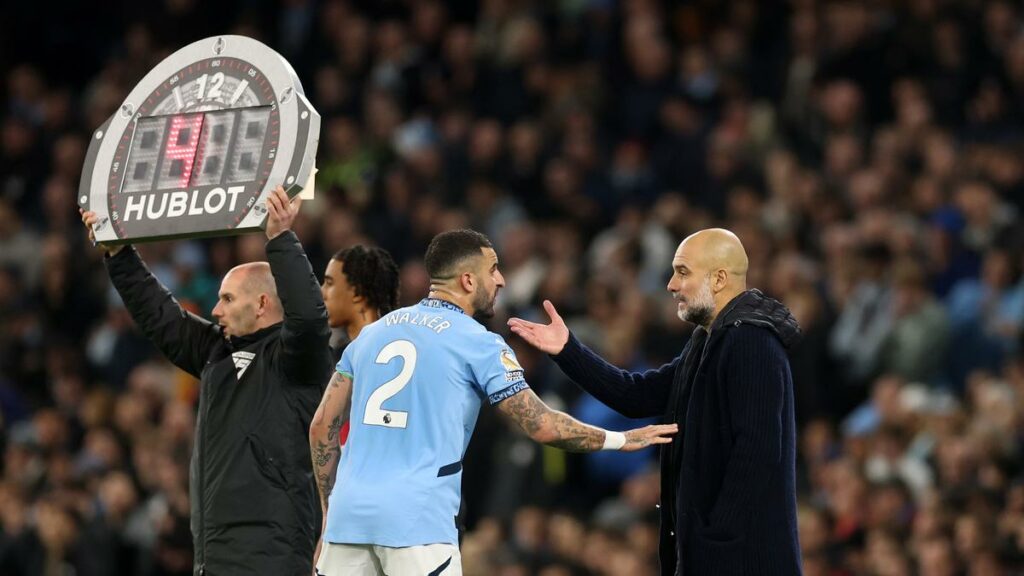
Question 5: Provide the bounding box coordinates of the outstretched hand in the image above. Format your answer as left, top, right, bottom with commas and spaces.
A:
621, 423, 678, 452
265, 185, 302, 240
79, 208, 124, 256
507, 300, 570, 355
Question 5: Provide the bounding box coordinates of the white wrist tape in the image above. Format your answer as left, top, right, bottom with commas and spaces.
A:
601, 431, 627, 451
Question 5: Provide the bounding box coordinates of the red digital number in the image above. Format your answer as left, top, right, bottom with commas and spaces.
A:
164, 114, 205, 188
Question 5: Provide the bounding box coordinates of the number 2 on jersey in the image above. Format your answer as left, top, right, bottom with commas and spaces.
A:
363, 340, 416, 428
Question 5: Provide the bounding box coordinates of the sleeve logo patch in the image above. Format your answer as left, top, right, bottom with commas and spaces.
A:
500, 349, 524, 382
500, 349, 522, 371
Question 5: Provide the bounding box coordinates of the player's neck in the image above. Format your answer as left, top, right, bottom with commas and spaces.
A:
346, 309, 379, 341
427, 288, 471, 315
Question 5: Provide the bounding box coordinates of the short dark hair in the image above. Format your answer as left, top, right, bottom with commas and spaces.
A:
332, 245, 400, 314
424, 229, 493, 279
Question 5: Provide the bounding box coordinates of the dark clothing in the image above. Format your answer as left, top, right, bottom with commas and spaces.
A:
552, 289, 802, 575
105, 231, 331, 576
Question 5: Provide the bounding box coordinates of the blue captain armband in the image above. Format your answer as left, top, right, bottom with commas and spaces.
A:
488, 381, 529, 405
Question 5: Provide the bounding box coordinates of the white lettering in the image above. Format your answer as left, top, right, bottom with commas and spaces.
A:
189, 190, 203, 215
383, 311, 452, 334
125, 195, 145, 222
204, 187, 226, 213
166, 190, 188, 217
226, 185, 245, 211
145, 192, 168, 219
120, 186, 250, 222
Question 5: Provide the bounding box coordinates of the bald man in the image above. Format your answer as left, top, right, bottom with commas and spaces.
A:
510, 229, 803, 575
82, 186, 331, 576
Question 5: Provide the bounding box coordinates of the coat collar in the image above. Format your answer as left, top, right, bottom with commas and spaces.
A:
708, 289, 802, 349
228, 322, 281, 350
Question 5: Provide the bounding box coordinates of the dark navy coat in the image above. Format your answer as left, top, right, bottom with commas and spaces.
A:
553, 289, 803, 575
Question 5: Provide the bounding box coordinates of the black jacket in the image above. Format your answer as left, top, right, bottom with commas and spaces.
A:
106, 231, 331, 576
553, 289, 802, 575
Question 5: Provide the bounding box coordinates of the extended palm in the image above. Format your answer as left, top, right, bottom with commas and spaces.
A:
622, 424, 678, 451
507, 300, 571, 355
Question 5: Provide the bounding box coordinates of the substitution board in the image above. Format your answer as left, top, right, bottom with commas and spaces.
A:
79, 35, 319, 244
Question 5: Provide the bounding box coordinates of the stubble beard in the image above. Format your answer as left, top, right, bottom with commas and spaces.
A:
472, 284, 496, 321
677, 278, 715, 328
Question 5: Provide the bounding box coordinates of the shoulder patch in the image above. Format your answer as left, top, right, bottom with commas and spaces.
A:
500, 349, 524, 382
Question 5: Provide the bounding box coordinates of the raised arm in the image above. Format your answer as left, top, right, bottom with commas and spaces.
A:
309, 370, 352, 515
83, 210, 220, 377
262, 186, 331, 385
494, 388, 677, 452
509, 300, 678, 418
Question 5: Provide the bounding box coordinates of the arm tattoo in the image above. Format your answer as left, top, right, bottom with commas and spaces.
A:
327, 415, 343, 442
312, 439, 340, 511
499, 391, 545, 436
330, 372, 348, 388
546, 419, 603, 452
313, 439, 336, 468
498, 390, 604, 452
310, 372, 351, 512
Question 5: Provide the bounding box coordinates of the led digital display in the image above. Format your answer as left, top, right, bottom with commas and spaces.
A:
191, 112, 237, 186
120, 106, 271, 194
122, 116, 168, 194
79, 36, 320, 244
226, 108, 272, 183
156, 114, 205, 190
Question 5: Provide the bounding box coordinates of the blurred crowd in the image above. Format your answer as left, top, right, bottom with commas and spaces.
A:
4, 0, 1024, 574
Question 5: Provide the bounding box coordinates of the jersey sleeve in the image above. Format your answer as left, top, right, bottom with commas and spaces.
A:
468, 333, 530, 405
336, 341, 355, 379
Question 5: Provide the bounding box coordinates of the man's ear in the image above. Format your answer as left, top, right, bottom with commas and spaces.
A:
713, 269, 729, 293
459, 271, 475, 294
256, 293, 270, 316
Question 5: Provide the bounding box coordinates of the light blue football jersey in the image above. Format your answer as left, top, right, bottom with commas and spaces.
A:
325, 298, 529, 547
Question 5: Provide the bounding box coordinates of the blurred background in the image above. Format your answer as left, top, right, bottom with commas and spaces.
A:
3, 0, 1024, 574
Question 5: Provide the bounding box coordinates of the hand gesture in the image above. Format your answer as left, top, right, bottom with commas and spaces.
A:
507, 300, 570, 355
620, 424, 678, 452
265, 185, 302, 240
79, 209, 124, 256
